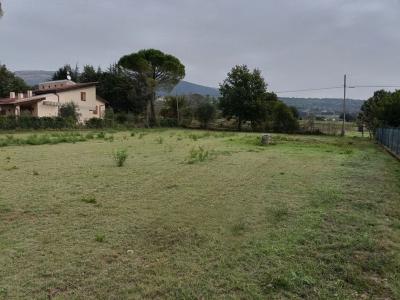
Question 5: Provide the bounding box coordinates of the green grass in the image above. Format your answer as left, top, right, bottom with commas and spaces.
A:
0, 129, 399, 299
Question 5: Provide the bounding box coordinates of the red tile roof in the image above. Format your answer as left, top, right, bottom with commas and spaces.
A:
0, 96, 46, 105
34, 82, 98, 95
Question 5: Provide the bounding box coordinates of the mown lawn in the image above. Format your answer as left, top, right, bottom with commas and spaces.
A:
0, 129, 399, 299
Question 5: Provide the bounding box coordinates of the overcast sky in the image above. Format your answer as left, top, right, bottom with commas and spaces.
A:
1, 0, 400, 99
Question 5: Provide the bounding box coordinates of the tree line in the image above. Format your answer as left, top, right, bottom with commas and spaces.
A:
1, 48, 300, 132
358, 90, 400, 136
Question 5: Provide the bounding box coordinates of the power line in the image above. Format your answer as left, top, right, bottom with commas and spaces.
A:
275, 84, 400, 94
350, 85, 400, 89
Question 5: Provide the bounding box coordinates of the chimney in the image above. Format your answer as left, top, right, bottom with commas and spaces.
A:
9, 92, 16, 99
27, 90, 33, 97
18, 93, 24, 99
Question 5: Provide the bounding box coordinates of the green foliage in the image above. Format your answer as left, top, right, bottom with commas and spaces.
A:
95, 233, 105, 243
0, 64, 30, 98
159, 118, 178, 127
52, 64, 79, 81
79, 65, 102, 83
0, 116, 74, 130
219, 65, 277, 131
97, 64, 148, 114
85, 118, 104, 129
162, 96, 187, 118
359, 90, 400, 135
113, 149, 128, 167
270, 102, 300, 133
118, 49, 185, 126
0, 132, 100, 147
81, 196, 97, 204
59, 102, 79, 124
186, 146, 209, 164
195, 102, 216, 128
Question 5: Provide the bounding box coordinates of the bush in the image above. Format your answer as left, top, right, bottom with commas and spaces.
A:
0, 116, 75, 130
59, 102, 80, 124
113, 149, 128, 167
86, 118, 104, 129
159, 118, 178, 127
271, 102, 299, 133
195, 102, 216, 128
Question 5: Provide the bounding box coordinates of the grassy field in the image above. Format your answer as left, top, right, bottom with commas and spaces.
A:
0, 129, 399, 299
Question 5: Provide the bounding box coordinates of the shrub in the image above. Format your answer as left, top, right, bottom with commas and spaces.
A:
113, 149, 128, 167
195, 102, 216, 128
96, 132, 106, 139
86, 118, 104, 129
159, 118, 178, 127
271, 102, 300, 133
59, 102, 80, 124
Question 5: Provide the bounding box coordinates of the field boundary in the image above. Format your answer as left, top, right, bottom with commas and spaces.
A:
376, 128, 400, 161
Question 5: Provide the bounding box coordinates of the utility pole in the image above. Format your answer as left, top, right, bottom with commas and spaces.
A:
341, 74, 347, 136
176, 94, 180, 125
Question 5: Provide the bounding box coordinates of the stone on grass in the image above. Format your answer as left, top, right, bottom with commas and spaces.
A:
261, 134, 271, 145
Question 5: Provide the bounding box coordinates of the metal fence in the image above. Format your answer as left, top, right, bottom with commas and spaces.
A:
376, 128, 400, 157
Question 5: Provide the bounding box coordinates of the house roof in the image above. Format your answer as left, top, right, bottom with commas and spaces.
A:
34, 82, 98, 95
0, 95, 46, 106
96, 95, 108, 104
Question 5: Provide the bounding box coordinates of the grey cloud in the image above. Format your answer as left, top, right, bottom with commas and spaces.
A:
0, 0, 399, 99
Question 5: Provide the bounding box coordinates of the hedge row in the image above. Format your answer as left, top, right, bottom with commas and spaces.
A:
0, 116, 77, 130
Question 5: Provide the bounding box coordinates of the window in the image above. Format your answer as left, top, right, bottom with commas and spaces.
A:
93, 106, 98, 115
81, 92, 86, 101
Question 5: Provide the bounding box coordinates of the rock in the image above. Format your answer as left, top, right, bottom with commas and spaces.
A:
261, 134, 271, 145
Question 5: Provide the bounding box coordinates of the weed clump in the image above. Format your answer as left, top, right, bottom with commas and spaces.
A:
187, 146, 209, 164
113, 149, 128, 167
95, 233, 105, 243
81, 196, 97, 204
138, 133, 146, 139
96, 132, 106, 139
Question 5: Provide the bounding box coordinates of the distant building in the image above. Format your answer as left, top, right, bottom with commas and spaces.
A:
0, 80, 107, 122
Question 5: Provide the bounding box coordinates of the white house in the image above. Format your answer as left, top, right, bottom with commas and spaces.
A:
0, 80, 107, 122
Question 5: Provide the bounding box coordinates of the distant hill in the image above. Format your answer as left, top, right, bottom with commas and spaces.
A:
159, 81, 220, 97
15, 70, 54, 86
280, 97, 364, 116
15, 70, 364, 115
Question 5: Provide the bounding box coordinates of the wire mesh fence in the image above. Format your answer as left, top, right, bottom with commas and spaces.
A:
376, 128, 400, 157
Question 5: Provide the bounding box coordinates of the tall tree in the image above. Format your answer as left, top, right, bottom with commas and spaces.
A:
79, 65, 102, 83
118, 49, 185, 126
219, 65, 276, 131
52, 64, 79, 81
0, 1, 4, 18
195, 101, 217, 129
97, 64, 147, 114
0, 64, 29, 98
359, 90, 390, 136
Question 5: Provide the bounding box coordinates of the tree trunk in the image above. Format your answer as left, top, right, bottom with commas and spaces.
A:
237, 117, 242, 131
149, 92, 157, 127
